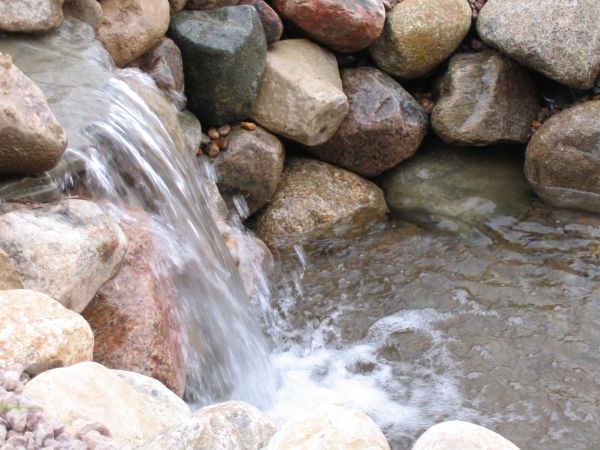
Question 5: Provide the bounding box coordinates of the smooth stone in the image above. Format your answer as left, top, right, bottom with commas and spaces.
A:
22, 362, 163, 446
411, 421, 520, 450
97, 0, 171, 67
0, 290, 94, 376
262, 402, 390, 450
239, 0, 283, 44
309, 66, 429, 177
431, 50, 540, 146
205, 179, 229, 219
369, 0, 472, 80
0, 248, 23, 290
251, 39, 348, 146
178, 110, 203, 156
168, 0, 187, 15
0, 0, 64, 32
138, 401, 278, 450
112, 370, 191, 428
185, 0, 239, 10
0, 173, 60, 203
168, 7, 267, 125
62, 0, 102, 30
0, 199, 128, 313
524, 101, 600, 213
0, 52, 67, 175
82, 212, 186, 397
213, 125, 284, 216
273, 0, 384, 52
253, 157, 388, 245
477, 0, 600, 90
378, 136, 533, 232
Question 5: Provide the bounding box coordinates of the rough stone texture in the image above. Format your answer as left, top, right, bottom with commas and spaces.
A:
273, 0, 384, 52
524, 101, 600, 213
0, 52, 68, 175
0, 173, 59, 203
62, 0, 103, 30
239, 0, 282, 44
81, 213, 186, 397
369, 0, 472, 80
213, 125, 284, 215
168, 0, 186, 15
309, 67, 428, 177
251, 39, 348, 146
139, 401, 278, 450
112, 370, 191, 428
0, 199, 128, 313
262, 403, 390, 450
0, 0, 64, 32
379, 136, 533, 232
22, 362, 164, 446
97, 0, 171, 67
185, 0, 239, 10
178, 110, 202, 156
477, 0, 600, 90
253, 157, 388, 244
431, 50, 540, 146
0, 289, 94, 376
0, 248, 23, 290
412, 421, 520, 450
168, 7, 267, 125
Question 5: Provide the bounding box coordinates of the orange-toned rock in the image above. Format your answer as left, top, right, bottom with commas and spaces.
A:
240, 0, 283, 44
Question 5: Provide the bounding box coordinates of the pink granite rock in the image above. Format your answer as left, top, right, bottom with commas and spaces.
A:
239, 0, 283, 43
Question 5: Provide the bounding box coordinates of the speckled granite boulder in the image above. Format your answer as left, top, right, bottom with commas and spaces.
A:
309, 67, 428, 177
62, 0, 103, 30
412, 421, 520, 450
478, 0, 600, 89
168, 7, 267, 125
185, 0, 238, 10
273, 0, 384, 52
369, 0, 472, 80
0, 290, 94, 376
253, 158, 388, 245
431, 50, 540, 146
525, 101, 600, 213
0, 173, 60, 203
213, 125, 284, 215
139, 401, 278, 450
240, 0, 283, 43
0, 0, 64, 32
0, 248, 23, 290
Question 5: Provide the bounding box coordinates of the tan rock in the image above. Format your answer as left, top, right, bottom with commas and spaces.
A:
22, 362, 163, 446
168, 0, 187, 15
0, 248, 23, 290
411, 421, 520, 450
262, 402, 390, 450
368, 0, 472, 80
0, 0, 64, 32
97, 0, 170, 67
0, 290, 94, 376
0, 52, 67, 174
62, 0, 103, 30
251, 39, 348, 146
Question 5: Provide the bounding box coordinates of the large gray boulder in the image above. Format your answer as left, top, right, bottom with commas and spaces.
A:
0, 0, 64, 32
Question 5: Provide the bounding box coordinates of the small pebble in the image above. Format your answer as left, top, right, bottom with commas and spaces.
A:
217, 125, 231, 137
207, 127, 220, 140
200, 133, 211, 146
532, 120, 543, 130
206, 144, 220, 157
217, 137, 228, 150
240, 122, 257, 131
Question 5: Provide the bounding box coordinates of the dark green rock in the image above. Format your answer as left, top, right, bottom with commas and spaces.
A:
168, 7, 267, 125
0, 173, 60, 203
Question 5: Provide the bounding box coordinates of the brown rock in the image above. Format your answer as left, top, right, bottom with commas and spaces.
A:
431, 50, 540, 146
206, 144, 220, 157
0, 248, 23, 290
217, 124, 231, 136
213, 125, 284, 216
217, 136, 228, 150
241, 121, 257, 131
0, 0, 64, 32
239, 0, 283, 44
309, 67, 429, 177
82, 212, 186, 397
207, 127, 220, 139
184, 0, 238, 10
168, 0, 186, 15
62, 0, 103, 31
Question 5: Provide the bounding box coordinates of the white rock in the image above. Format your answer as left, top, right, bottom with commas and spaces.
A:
411, 421, 520, 450
0, 0, 64, 32
251, 39, 348, 146
0, 290, 93, 376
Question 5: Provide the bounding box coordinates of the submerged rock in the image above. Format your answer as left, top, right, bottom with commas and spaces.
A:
431, 50, 540, 146
0, 0, 64, 32
309, 67, 428, 177
0, 248, 23, 290
412, 421, 520, 450
0, 173, 60, 203
62, 0, 103, 31
178, 110, 203, 156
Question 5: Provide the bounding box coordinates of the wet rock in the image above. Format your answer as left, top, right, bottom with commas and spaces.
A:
62, 0, 103, 30
253, 158, 388, 245
524, 101, 600, 213
379, 136, 533, 232
22, 362, 163, 446
168, 7, 267, 125
309, 67, 428, 177
0, 199, 128, 313
369, 0, 472, 80
239, 0, 282, 44
477, 0, 600, 90
0, 289, 94, 376
431, 50, 540, 146
184, 0, 238, 10
205, 179, 229, 219
0, 52, 67, 175
213, 125, 284, 216
139, 401, 277, 450
97, 0, 170, 67
0, 248, 23, 290
251, 39, 348, 146
0, 0, 64, 32
112, 370, 191, 428
178, 110, 202, 156
262, 403, 390, 450
0, 173, 59, 204
273, 0, 384, 52
81, 213, 186, 397
412, 421, 520, 450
